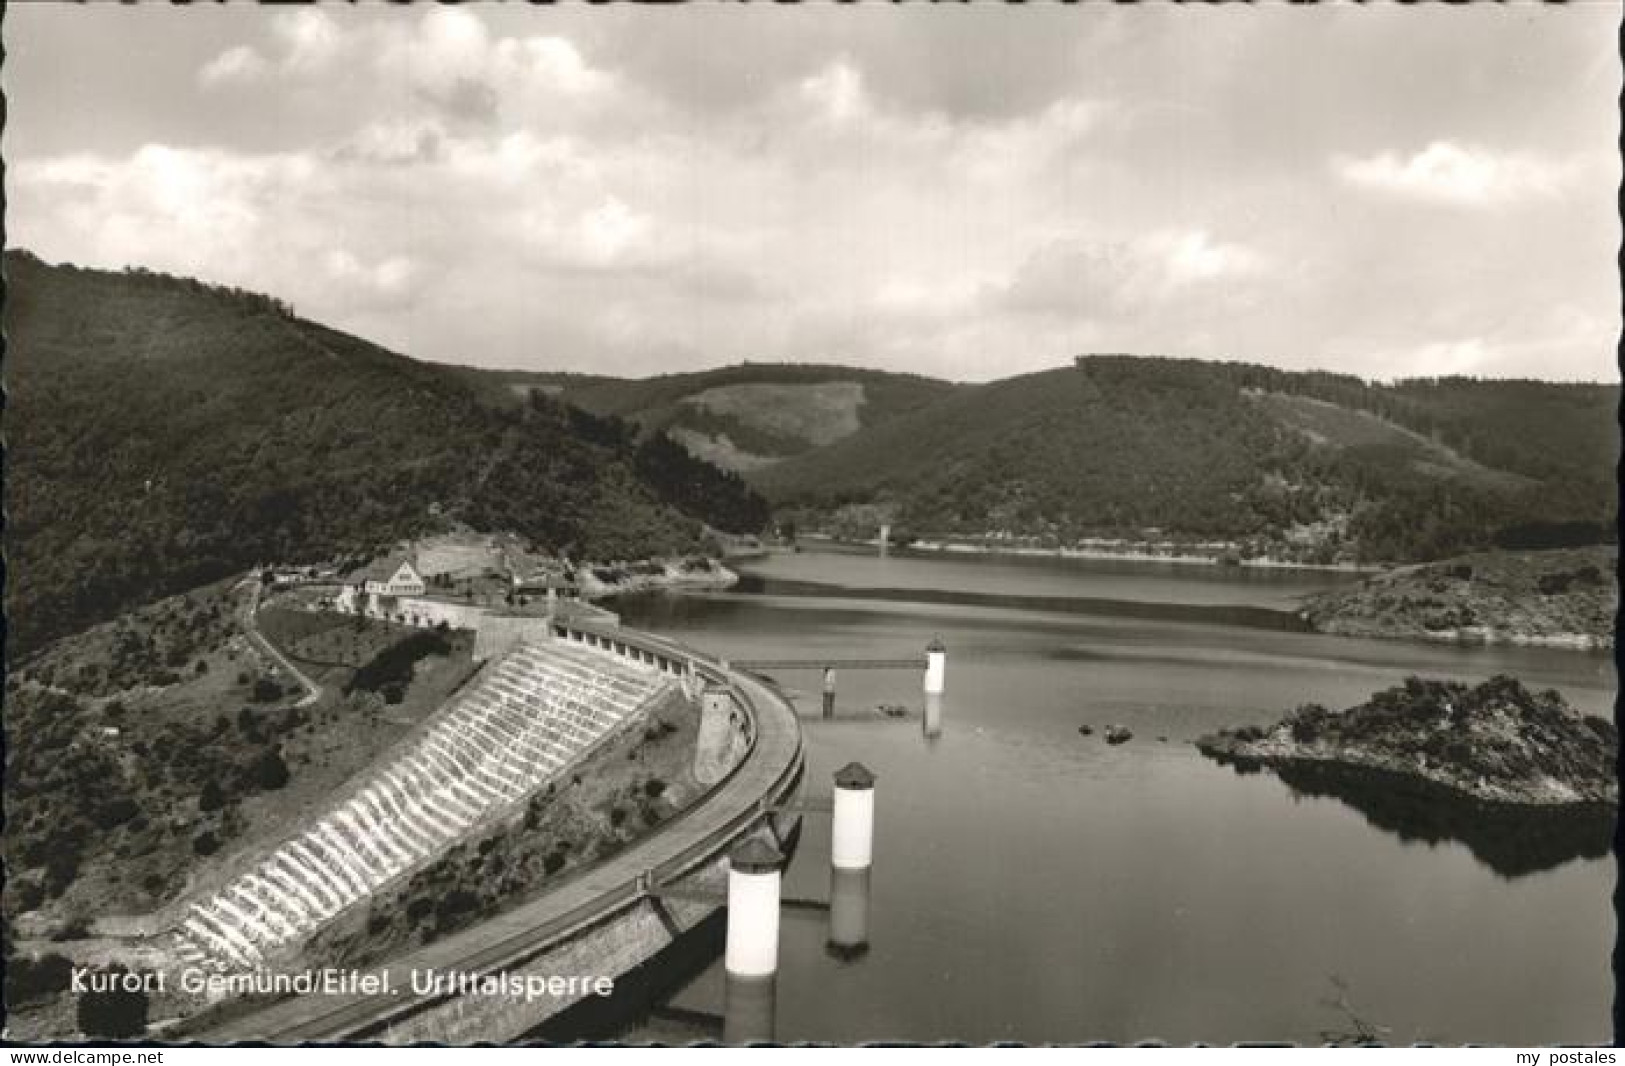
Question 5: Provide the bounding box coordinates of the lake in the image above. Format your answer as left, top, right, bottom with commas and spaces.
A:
610, 547, 1616, 1045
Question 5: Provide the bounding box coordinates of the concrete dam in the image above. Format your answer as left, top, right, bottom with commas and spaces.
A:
180, 618, 809, 1043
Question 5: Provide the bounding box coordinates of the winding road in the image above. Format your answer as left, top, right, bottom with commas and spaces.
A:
237, 578, 321, 709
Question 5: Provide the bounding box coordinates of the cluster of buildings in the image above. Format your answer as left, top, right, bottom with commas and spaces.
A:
318, 536, 589, 633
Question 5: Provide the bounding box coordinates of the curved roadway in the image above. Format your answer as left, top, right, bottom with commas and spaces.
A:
195, 644, 802, 1043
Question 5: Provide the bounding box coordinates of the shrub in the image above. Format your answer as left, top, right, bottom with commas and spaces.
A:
542, 850, 567, 876
643, 779, 668, 800
6, 953, 74, 1005
75, 968, 148, 1039
91, 797, 139, 830
9, 877, 46, 914
247, 749, 290, 791
192, 832, 220, 857
434, 889, 481, 928
43, 849, 81, 899
346, 630, 450, 700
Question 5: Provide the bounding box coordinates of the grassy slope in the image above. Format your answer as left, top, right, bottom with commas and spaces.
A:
457, 362, 960, 467
3, 251, 766, 656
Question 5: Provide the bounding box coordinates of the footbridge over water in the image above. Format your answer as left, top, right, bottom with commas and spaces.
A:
735, 657, 925, 671
735, 637, 948, 720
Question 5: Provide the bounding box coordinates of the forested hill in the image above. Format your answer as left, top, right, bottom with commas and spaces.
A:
3, 251, 768, 656
457, 363, 958, 473
753, 355, 1617, 564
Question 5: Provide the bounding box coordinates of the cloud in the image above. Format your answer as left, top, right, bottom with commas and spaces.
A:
322, 249, 423, 309
274, 9, 344, 73
1334, 141, 1574, 207
1381, 337, 1499, 378
1001, 230, 1269, 321
333, 119, 447, 166
198, 45, 269, 88
12, 6, 1618, 383
799, 60, 870, 126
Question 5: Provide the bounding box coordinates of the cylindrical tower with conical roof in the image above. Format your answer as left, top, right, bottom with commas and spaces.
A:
725, 836, 786, 980
924, 635, 948, 695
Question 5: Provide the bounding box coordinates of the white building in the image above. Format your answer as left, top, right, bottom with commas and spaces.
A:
351, 556, 427, 597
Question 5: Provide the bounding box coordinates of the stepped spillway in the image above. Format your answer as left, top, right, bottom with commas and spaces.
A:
173, 638, 674, 974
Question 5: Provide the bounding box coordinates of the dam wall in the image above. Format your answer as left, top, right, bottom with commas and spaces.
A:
173, 639, 676, 975
193, 623, 804, 1043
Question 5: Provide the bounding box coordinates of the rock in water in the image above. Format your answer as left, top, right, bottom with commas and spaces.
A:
1105, 725, 1133, 745
1078, 725, 1094, 736
1195, 674, 1616, 806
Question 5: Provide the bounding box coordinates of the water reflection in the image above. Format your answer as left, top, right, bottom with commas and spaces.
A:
723, 974, 776, 1044
826, 866, 872, 962
1209, 755, 1616, 878
922, 693, 943, 740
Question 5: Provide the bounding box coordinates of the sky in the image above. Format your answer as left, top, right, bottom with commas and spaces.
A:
5, 4, 1620, 383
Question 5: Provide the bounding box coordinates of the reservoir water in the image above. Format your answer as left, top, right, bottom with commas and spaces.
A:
612, 547, 1615, 1044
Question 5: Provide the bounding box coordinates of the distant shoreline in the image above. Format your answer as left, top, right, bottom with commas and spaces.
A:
803, 534, 1384, 575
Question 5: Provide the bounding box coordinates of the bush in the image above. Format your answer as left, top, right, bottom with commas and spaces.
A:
91, 797, 139, 830
542, 850, 567, 876
10, 877, 46, 914
75, 968, 148, 1039
192, 832, 220, 857
251, 677, 282, 703
434, 889, 481, 929
247, 749, 290, 791
642, 778, 668, 800
347, 630, 451, 700
44, 849, 81, 899
199, 779, 225, 812
6, 953, 74, 1005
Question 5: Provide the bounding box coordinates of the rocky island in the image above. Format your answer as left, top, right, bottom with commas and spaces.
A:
1300, 546, 1615, 650
1196, 675, 1617, 807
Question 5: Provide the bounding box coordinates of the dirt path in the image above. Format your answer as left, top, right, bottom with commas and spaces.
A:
237, 579, 321, 708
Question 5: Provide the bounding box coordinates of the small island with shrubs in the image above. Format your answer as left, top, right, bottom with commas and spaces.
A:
1196, 675, 1617, 807
1300, 546, 1615, 650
